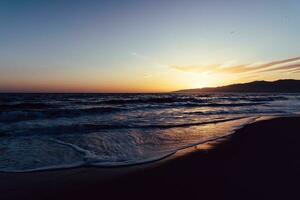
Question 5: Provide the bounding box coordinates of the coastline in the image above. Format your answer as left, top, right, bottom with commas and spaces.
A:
0, 116, 257, 173
1, 116, 300, 199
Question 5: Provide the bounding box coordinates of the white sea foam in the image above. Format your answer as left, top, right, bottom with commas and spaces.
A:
0, 93, 300, 172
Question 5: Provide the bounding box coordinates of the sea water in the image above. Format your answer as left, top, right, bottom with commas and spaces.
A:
0, 93, 300, 172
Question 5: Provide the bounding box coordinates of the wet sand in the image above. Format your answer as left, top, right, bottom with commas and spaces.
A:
1, 116, 300, 200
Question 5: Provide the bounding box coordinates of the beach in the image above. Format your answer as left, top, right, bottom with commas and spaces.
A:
1, 116, 300, 200
1, 1, 300, 199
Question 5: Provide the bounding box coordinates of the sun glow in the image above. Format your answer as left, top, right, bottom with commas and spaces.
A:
169, 70, 235, 90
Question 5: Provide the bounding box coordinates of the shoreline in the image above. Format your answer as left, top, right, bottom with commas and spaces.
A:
1, 116, 300, 199
0, 115, 263, 173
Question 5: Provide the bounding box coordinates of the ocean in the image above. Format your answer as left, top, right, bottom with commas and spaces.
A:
0, 93, 300, 172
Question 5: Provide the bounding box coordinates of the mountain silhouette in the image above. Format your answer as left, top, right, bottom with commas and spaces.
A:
175, 79, 300, 93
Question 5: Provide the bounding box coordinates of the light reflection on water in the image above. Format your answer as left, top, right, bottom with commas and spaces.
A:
0, 93, 300, 172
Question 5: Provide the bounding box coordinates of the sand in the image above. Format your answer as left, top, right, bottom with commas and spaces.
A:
1, 116, 300, 200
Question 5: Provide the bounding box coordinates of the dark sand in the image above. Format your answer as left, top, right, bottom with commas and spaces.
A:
1, 117, 300, 200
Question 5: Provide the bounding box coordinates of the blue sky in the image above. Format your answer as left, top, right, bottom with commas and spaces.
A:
1, 0, 300, 92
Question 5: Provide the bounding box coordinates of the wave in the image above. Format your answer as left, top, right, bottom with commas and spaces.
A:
0, 94, 289, 113
247, 96, 289, 102
0, 93, 298, 173
100, 97, 186, 105
192, 102, 263, 107
99, 98, 271, 106
184, 109, 287, 116
0, 116, 258, 172
2, 116, 248, 136
0, 101, 264, 123
0, 107, 123, 123
0, 102, 52, 111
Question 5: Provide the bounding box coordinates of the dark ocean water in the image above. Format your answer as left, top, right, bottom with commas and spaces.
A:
0, 93, 300, 172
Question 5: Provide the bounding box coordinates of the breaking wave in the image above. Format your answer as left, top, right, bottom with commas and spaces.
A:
0, 93, 300, 172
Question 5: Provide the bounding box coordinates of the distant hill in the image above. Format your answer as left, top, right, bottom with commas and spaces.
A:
175, 79, 300, 93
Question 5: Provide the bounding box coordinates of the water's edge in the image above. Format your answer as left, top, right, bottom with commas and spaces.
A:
1, 114, 289, 173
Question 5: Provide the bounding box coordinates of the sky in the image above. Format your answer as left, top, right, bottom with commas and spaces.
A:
1, 0, 300, 92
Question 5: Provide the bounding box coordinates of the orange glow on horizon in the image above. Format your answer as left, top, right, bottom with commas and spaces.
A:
2, 56, 300, 93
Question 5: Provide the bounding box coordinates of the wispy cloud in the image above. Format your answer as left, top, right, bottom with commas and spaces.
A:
290, 68, 300, 74
130, 52, 150, 60
130, 52, 168, 68
170, 56, 300, 76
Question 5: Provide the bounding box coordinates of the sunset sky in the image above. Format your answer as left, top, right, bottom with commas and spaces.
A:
1, 0, 300, 92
